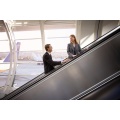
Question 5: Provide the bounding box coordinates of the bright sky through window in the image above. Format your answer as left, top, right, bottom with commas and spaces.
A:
0, 29, 75, 52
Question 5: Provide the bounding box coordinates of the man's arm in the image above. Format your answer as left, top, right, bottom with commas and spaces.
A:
44, 54, 61, 66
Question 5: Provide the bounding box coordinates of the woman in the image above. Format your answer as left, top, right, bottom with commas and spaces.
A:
67, 34, 81, 59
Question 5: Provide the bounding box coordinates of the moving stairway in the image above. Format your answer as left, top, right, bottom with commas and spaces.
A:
2, 26, 120, 100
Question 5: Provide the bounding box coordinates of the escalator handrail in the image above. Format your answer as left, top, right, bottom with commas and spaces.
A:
48, 26, 120, 74
2, 26, 120, 100
71, 71, 120, 100
82, 25, 120, 51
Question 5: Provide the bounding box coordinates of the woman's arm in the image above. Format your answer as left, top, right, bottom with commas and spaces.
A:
67, 44, 73, 58
78, 44, 81, 52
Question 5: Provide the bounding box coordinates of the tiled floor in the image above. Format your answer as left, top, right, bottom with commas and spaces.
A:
0, 63, 44, 98
14, 63, 44, 87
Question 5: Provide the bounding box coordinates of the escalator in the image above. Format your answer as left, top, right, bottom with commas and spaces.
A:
1, 26, 120, 100
80, 72, 120, 100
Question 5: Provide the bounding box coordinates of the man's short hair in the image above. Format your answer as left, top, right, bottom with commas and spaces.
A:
45, 44, 50, 51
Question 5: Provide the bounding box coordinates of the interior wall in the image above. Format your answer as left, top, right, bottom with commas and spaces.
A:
78, 20, 119, 48
80, 20, 98, 48
101, 20, 119, 35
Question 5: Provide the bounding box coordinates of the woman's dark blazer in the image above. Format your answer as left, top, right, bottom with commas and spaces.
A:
67, 43, 81, 58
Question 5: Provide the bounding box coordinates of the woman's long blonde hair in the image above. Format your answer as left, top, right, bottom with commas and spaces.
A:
70, 34, 78, 44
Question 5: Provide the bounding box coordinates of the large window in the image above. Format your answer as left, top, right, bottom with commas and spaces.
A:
44, 21, 76, 60
13, 26, 41, 39
0, 31, 8, 40
12, 21, 43, 88
16, 39, 42, 51
12, 25, 42, 60
0, 41, 9, 52
0, 25, 9, 52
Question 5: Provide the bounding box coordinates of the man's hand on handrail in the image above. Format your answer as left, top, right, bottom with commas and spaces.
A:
61, 58, 71, 64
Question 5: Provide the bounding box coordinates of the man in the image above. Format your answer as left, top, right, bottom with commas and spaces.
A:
43, 44, 68, 74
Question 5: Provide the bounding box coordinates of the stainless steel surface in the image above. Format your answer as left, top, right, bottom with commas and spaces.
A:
81, 75, 120, 100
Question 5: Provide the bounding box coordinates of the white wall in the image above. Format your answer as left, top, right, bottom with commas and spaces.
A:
77, 20, 119, 48
101, 20, 119, 35
80, 20, 97, 48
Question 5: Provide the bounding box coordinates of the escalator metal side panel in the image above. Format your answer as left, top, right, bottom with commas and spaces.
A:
7, 33, 120, 100
80, 75, 120, 100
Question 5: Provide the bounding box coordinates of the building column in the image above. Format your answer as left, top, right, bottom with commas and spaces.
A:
118, 20, 120, 25
75, 20, 82, 45
39, 20, 45, 54
97, 20, 103, 38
